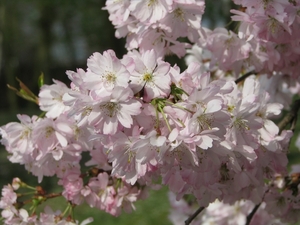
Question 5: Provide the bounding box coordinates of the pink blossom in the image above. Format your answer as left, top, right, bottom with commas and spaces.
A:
0, 114, 35, 156
60, 171, 84, 203
0, 184, 19, 224
129, 0, 170, 23
104, 0, 131, 26
32, 116, 73, 156
108, 130, 147, 185
87, 87, 142, 135
39, 79, 71, 118
116, 185, 140, 214
135, 130, 167, 166
84, 50, 130, 96
254, 12, 292, 44
160, 0, 204, 38
204, 28, 252, 74
39, 206, 93, 225
2, 2, 300, 224
127, 50, 171, 102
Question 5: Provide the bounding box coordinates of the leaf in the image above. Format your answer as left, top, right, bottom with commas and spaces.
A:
16, 77, 36, 99
38, 72, 44, 88
7, 78, 39, 104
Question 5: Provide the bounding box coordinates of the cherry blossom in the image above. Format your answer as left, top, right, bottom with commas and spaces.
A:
39, 79, 71, 118
2, 0, 300, 224
126, 50, 171, 102
87, 87, 142, 135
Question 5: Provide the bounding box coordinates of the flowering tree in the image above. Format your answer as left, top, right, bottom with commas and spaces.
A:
1, 0, 300, 224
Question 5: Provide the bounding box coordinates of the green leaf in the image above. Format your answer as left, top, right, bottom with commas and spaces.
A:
38, 72, 44, 88
16, 78, 36, 99
7, 78, 39, 104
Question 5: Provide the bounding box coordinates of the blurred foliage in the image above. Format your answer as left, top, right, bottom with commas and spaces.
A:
0, 0, 125, 113
40, 186, 172, 225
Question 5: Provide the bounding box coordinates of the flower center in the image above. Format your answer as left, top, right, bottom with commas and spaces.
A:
105, 72, 116, 84
233, 118, 249, 131
148, 0, 157, 7
197, 114, 213, 131
276, 196, 286, 207
100, 102, 119, 117
225, 36, 234, 46
143, 73, 153, 82
82, 107, 92, 117
219, 164, 230, 182
227, 105, 235, 113
52, 95, 63, 102
267, 17, 280, 34
125, 146, 136, 163
173, 8, 185, 21
21, 128, 31, 139
45, 126, 54, 138
73, 125, 80, 141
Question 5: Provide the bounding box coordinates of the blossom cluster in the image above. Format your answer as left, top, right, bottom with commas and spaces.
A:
105, 0, 300, 80
229, 0, 300, 77
104, 0, 205, 58
0, 178, 94, 225
1, 0, 300, 224
0, 47, 298, 223
169, 164, 300, 225
168, 193, 283, 225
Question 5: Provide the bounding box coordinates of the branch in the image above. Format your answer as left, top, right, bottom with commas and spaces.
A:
245, 203, 261, 225
45, 192, 62, 199
278, 99, 300, 133
184, 206, 205, 225
235, 70, 257, 84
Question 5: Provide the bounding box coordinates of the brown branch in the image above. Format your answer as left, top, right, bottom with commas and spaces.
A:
185, 206, 205, 225
246, 203, 261, 225
45, 192, 62, 199
235, 70, 257, 84
278, 99, 300, 133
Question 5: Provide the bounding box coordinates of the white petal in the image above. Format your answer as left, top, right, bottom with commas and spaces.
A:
55, 131, 68, 147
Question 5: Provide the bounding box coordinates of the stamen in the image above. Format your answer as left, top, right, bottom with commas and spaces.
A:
233, 118, 249, 131
104, 72, 116, 84
173, 8, 185, 22
100, 102, 119, 117
197, 114, 213, 131
148, 0, 157, 7
45, 126, 54, 138
143, 73, 153, 82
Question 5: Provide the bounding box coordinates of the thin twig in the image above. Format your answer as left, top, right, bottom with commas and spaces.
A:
246, 203, 261, 225
184, 206, 205, 225
278, 99, 300, 133
235, 70, 257, 84
45, 192, 62, 199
